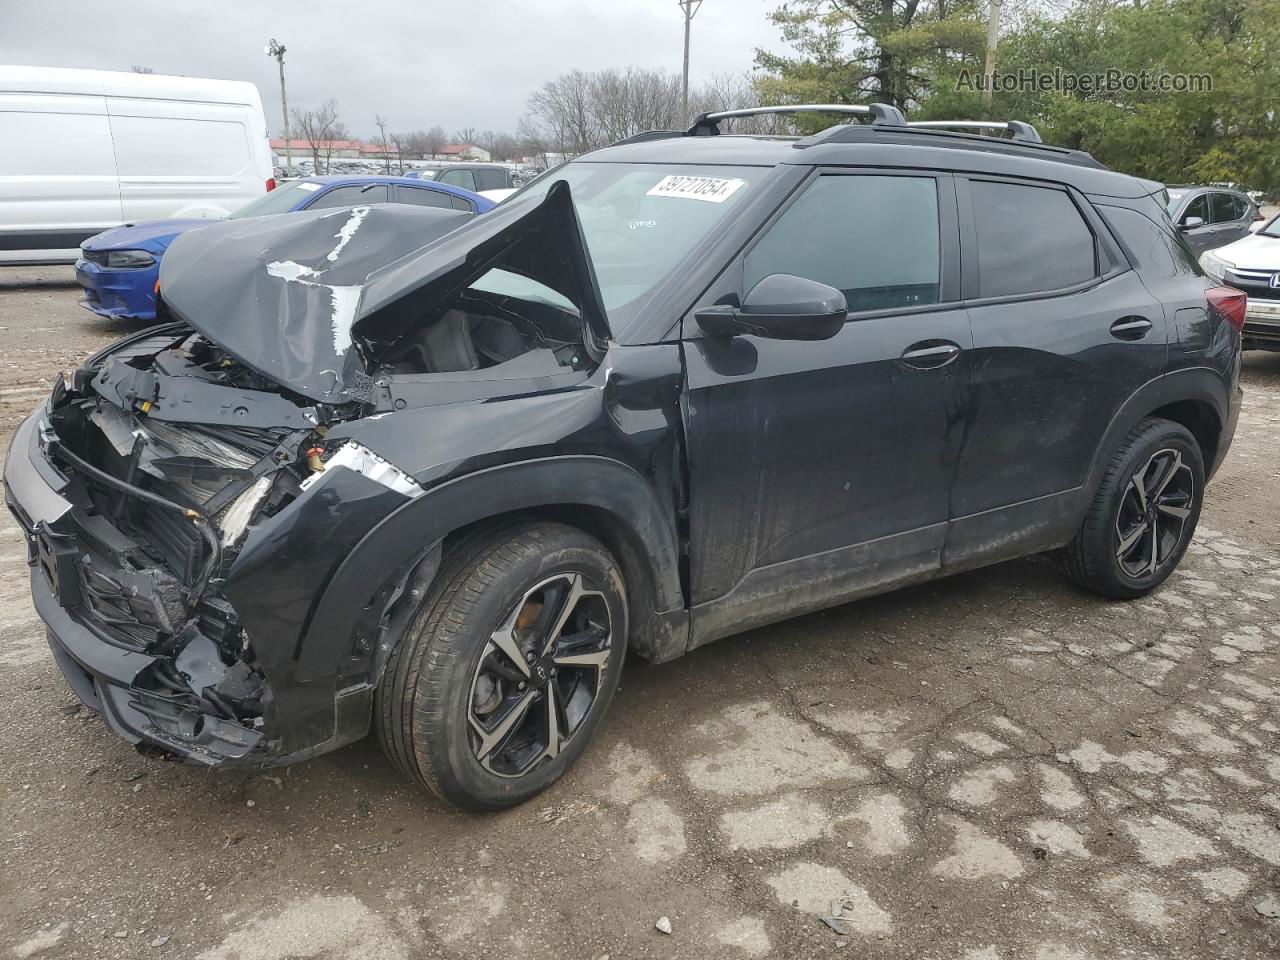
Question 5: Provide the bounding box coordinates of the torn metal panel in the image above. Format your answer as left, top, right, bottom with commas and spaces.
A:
159, 203, 474, 404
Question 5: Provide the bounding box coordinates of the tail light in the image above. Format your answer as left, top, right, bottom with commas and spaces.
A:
265, 177, 277, 192
1206, 285, 1247, 333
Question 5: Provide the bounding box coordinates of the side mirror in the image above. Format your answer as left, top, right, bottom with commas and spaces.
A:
695, 274, 847, 341
1180, 216, 1205, 230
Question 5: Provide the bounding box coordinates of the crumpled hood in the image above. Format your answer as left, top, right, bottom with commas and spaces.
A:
158, 182, 608, 405
159, 204, 474, 403
84, 218, 212, 252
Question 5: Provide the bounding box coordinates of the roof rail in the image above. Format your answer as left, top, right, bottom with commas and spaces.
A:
906, 120, 1042, 144
687, 103, 907, 136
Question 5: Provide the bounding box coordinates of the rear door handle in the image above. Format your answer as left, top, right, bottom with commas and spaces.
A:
1110, 316, 1153, 341
900, 340, 962, 369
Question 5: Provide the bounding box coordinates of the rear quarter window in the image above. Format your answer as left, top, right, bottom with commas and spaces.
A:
969, 180, 1097, 298
1097, 204, 1202, 280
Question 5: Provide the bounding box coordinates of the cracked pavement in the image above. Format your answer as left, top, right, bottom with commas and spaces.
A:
0, 267, 1278, 959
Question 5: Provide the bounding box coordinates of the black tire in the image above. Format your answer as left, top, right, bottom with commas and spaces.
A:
1058, 417, 1204, 600
375, 521, 627, 811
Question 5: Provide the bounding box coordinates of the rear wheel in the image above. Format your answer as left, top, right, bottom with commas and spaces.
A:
376, 522, 626, 810
1058, 418, 1204, 599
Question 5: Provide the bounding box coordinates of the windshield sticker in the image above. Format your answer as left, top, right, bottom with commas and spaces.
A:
646, 175, 745, 204
296, 182, 321, 191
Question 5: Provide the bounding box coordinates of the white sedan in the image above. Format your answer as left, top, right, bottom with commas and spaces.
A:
1200, 214, 1280, 350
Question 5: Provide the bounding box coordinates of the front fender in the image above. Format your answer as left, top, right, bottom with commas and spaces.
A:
298, 455, 687, 676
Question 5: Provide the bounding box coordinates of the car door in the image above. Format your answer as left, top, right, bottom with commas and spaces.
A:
947, 176, 1167, 569
681, 169, 972, 647
1177, 193, 1214, 255
1209, 192, 1249, 249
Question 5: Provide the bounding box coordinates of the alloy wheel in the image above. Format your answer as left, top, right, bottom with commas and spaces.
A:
1114, 447, 1195, 579
466, 572, 613, 778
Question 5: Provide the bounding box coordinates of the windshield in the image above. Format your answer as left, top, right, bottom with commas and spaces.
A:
227, 180, 320, 219
516, 162, 761, 334
1261, 214, 1280, 239
1165, 189, 1187, 214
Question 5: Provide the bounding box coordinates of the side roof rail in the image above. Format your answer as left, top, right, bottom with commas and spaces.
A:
687, 103, 907, 136
906, 119, 1042, 144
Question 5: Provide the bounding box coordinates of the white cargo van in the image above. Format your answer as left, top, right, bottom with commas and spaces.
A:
0, 66, 274, 265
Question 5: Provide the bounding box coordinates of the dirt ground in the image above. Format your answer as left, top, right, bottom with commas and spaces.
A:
0, 266, 1277, 960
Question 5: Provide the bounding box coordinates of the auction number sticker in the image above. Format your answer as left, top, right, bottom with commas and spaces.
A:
646, 175, 746, 203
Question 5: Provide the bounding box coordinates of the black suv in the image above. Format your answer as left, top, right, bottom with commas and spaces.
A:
4, 105, 1244, 810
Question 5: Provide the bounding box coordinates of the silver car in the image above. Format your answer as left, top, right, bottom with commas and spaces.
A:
1166, 184, 1263, 256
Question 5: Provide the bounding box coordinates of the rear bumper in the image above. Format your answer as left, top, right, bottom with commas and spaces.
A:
74, 259, 159, 320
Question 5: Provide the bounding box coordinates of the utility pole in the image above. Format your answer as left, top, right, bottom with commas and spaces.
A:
265, 38, 291, 176
982, 0, 1002, 108
678, 0, 703, 127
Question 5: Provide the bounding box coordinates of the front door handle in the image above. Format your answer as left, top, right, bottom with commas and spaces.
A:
901, 340, 962, 369
1110, 316, 1153, 341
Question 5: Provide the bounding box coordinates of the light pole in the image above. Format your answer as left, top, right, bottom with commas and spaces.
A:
678, 0, 703, 127
265, 38, 291, 176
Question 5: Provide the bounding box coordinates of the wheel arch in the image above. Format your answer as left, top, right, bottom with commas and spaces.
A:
297, 456, 689, 678
1083, 368, 1230, 502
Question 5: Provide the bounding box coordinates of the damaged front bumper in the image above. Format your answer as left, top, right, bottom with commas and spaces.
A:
5, 408, 263, 763
5, 390, 421, 768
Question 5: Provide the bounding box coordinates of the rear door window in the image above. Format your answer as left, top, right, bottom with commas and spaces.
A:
968, 180, 1097, 298
743, 173, 941, 313
1210, 192, 1240, 224
306, 184, 390, 209
394, 185, 455, 209
474, 169, 509, 191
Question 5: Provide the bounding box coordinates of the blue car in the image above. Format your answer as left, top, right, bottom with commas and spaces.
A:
75, 176, 494, 321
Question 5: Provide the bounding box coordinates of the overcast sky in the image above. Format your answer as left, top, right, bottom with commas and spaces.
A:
1, 0, 785, 139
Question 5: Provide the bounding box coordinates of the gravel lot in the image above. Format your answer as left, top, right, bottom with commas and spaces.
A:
0, 266, 1277, 960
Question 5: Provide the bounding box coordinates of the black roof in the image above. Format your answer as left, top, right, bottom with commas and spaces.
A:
578, 123, 1152, 199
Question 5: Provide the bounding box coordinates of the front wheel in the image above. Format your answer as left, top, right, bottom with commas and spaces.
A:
376, 522, 627, 810
1058, 418, 1204, 600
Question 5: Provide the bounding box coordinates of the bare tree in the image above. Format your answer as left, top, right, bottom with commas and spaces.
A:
290, 99, 349, 174
373, 114, 393, 174
525, 67, 770, 157
424, 125, 448, 158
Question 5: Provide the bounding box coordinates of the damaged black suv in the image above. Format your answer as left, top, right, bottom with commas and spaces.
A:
5, 106, 1243, 809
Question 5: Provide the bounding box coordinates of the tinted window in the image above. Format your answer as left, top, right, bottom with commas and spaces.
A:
1233, 195, 1250, 220
438, 169, 478, 191
395, 186, 454, 209
475, 169, 509, 190
970, 180, 1096, 297
449, 194, 475, 212
1210, 192, 1240, 223
306, 183, 389, 209
744, 174, 941, 313
1182, 194, 1209, 224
